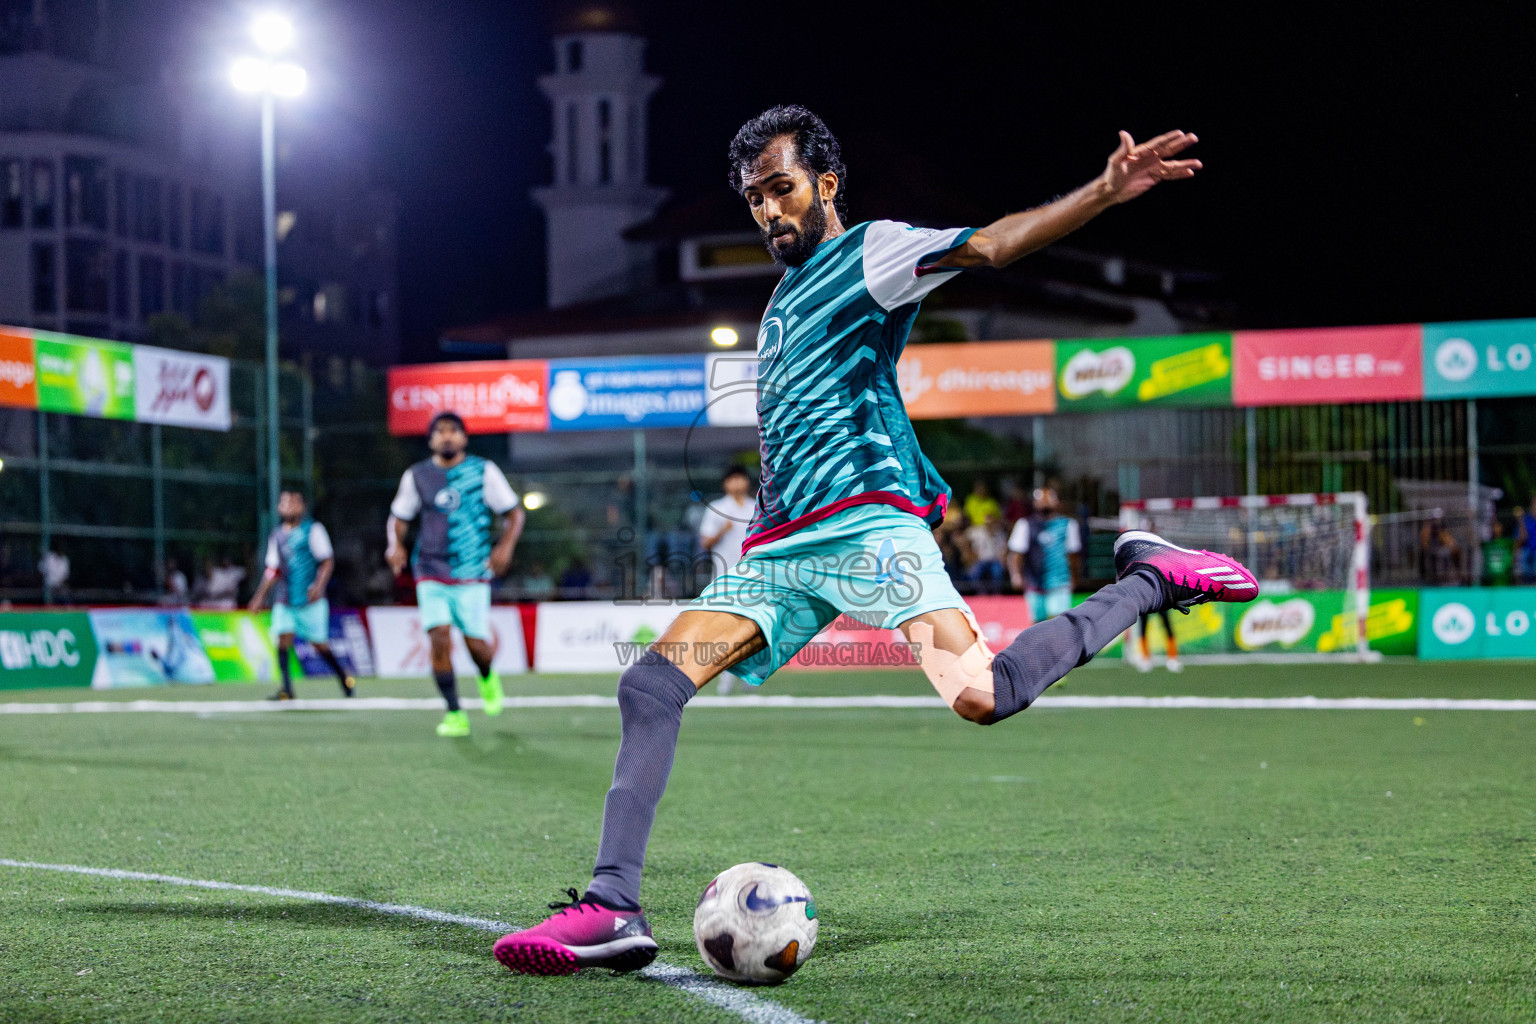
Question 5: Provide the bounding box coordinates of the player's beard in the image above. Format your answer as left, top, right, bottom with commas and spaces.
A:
762, 199, 827, 268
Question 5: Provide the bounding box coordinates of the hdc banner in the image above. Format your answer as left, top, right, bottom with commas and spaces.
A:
0, 611, 98, 689
387, 360, 549, 435
1233, 325, 1422, 406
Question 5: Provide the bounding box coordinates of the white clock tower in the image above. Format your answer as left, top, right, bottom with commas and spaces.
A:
533, 7, 669, 309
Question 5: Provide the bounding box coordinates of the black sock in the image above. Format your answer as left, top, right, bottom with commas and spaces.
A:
434, 669, 460, 712
317, 647, 348, 683
278, 648, 294, 695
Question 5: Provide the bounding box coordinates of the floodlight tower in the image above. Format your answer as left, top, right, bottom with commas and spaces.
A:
230, 13, 308, 519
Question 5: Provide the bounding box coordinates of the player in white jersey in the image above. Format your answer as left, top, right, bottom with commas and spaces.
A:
494, 105, 1257, 975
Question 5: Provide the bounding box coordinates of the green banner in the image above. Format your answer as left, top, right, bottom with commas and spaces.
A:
1423, 320, 1536, 399
1056, 332, 1232, 411
33, 331, 135, 420
189, 611, 278, 683
0, 611, 99, 689
1132, 589, 1417, 657
1419, 587, 1536, 660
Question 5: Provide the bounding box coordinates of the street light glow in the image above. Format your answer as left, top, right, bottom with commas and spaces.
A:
230, 55, 269, 93
523, 491, 548, 510
269, 62, 308, 97
711, 326, 739, 347
250, 12, 295, 53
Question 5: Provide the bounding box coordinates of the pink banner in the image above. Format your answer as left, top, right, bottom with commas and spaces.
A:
1234, 325, 1423, 406
783, 596, 1033, 671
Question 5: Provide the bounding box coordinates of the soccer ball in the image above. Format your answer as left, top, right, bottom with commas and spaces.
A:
693, 862, 818, 984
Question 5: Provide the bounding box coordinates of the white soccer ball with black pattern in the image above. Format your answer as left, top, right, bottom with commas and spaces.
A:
693, 862, 818, 984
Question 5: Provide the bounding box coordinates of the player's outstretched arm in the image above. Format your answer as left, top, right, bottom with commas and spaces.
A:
937, 130, 1201, 271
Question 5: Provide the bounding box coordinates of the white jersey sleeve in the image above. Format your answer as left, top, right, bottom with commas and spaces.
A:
862, 220, 976, 311
1007, 518, 1030, 553
482, 462, 520, 515
264, 537, 281, 571
389, 470, 421, 521
309, 522, 335, 561
1066, 519, 1082, 554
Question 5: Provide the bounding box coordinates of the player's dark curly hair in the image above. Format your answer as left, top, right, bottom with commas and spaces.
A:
727, 105, 848, 219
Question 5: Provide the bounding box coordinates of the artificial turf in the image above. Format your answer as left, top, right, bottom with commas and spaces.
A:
2, 662, 1533, 1023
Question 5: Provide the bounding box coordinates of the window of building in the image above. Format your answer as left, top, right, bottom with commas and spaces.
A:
64, 157, 108, 231
566, 40, 583, 72
566, 104, 579, 184
113, 249, 130, 318
113, 169, 129, 237
167, 183, 183, 248
66, 239, 111, 313
171, 262, 192, 316
138, 255, 165, 316
597, 99, 612, 184
190, 187, 224, 255
32, 160, 55, 229
133, 176, 162, 242
1, 158, 22, 228
32, 243, 57, 312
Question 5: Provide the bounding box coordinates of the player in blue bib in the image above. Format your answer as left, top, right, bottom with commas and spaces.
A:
247, 490, 355, 700
495, 105, 1259, 975
388, 412, 524, 737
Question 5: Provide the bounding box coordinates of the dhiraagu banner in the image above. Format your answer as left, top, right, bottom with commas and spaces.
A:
190, 611, 277, 683
34, 331, 136, 420
1056, 332, 1232, 411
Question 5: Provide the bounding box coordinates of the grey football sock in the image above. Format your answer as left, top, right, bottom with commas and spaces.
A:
584, 650, 698, 911
990, 571, 1161, 722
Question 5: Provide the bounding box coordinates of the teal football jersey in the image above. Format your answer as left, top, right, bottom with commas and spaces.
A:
745, 220, 974, 553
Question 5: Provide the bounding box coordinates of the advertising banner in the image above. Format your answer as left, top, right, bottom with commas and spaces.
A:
133, 344, 231, 430
367, 605, 528, 677
897, 341, 1056, 419
1056, 333, 1231, 411
1419, 587, 1536, 660
34, 332, 136, 421
387, 360, 548, 436
532, 601, 678, 673
1133, 589, 1417, 657
547, 355, 707, 431
88, 608, 216, 687
783, 594, 1055, 671
1422, 319, 1536, 398
190, 610, 277, 683
294, 610, 376, 678
704, 352, 759, 427
0, 611, 98, 689
1233, 325, 1422, 406
0, 328, 37, 409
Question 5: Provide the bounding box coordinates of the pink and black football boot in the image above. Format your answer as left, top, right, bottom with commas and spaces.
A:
493, 888, 658, 976
1114, 530, 1258, 612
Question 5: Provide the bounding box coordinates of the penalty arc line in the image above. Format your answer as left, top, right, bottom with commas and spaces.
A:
0, 859, 819, 1024
5, 694, 1536, 714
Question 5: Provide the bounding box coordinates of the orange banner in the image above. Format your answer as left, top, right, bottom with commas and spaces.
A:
897, 340, 1056, 419
0, 329, 37, 409
387, 360, 548, 435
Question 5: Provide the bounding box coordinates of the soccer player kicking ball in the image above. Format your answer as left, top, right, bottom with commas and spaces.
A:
494, 106, 1257, 975
248, 490, 355, 700
387, 412, 525, 737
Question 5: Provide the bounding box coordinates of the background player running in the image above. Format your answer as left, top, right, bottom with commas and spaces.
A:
247, 490, 354, 700
1007, 486, 1082, 622
494, 106, 1257, 975
387, 412, 525, 737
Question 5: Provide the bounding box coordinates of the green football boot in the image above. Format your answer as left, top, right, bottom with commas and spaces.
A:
478, 671, 504, 717
435, 710, 471, 737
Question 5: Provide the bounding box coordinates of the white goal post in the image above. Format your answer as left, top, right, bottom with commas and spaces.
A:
1118, 492, 1372, 660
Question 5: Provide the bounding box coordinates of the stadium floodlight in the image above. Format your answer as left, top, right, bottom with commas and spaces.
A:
523, 491, 548, 511
711, 326, 739, 347
250, 12, 295, 53
229, 56, 268, 93
268, 62, 308, 98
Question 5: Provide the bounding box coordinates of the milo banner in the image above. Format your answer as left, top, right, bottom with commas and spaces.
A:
189, 610, 278, 683
1056, 332, 1232, 411
1133, 589, 1418, 657
0, 611, 99, 689
33, 332, 137, 421
1419, 587, 1536, 660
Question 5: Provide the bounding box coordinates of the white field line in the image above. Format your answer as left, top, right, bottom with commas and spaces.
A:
0, 858, 818, 1024
4, 694, 1536, 714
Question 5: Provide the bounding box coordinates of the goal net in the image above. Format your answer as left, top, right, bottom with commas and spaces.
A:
1117, 492, 1372, 662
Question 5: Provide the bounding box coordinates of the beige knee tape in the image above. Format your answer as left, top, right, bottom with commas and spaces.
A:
908, 620, 995, 708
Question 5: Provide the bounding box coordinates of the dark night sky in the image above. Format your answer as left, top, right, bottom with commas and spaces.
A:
114, 2, 1536, 359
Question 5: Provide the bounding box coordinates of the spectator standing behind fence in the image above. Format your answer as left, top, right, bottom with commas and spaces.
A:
39, 547, 69, 602
161, 559, 189, 605
963, 480, 1001, 529
965, 512, 1008, 594
697, 465, 756, 693
1007, 487, 1082, 622
1516, 501, 1536, 583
